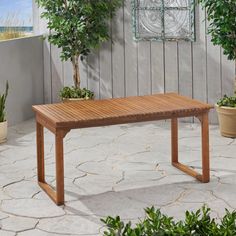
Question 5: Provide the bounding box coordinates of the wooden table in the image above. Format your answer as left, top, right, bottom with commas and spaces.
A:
33, 93, 213, 205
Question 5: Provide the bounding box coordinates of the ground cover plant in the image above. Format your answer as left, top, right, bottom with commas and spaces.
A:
102, 206, 236, 236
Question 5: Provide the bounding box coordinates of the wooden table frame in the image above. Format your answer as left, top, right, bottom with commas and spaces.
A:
36, 114, 69, 206
33, 93, 212, 206
35, 112, 210, 206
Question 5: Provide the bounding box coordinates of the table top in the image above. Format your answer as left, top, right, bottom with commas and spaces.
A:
33, 93, 213, 129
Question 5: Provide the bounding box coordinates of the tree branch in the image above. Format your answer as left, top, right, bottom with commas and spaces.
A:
64, 0, 68, 10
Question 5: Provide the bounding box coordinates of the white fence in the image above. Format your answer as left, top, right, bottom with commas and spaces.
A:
0, 36, 44, 125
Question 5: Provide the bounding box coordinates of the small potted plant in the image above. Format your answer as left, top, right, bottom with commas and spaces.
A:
198, 0, 236, 137
0, 81, 9, 143
216, 95, 236, 137
36, 0, 123, 102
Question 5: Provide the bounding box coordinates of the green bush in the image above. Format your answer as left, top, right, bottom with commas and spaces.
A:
59, 86, 94, 100
101, 206, 236, 236
0, 81, 9, 122
217, 95, 236, 107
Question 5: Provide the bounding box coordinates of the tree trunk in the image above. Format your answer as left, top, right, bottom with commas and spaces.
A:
72, 55, 80, 89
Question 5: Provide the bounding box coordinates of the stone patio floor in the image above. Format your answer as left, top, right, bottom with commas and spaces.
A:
0, 119, 236, 235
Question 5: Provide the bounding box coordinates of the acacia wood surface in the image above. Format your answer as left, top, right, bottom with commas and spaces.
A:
33, 93, 213, 129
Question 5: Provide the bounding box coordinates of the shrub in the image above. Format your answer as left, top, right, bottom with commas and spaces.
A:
101, 206, 236, 236
59, 86, 94, 100
217, 95, 236, 107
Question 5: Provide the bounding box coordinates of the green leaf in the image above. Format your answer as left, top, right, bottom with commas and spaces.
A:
198, 0, 236, 61
36, 0, 123, 61
101, 206, 236, 236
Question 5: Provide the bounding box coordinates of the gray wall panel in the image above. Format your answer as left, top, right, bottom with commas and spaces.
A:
165, 42, 179, 93
192, 8, 207, 104
100, 33, 113, 99
124, 0, 138, 97
138, 41, 151, 96
151, 42, 165, 94
87, 51, 100, 99
112, 5, 125, 98
51, 46, 63, 103
0, 36, 44, 125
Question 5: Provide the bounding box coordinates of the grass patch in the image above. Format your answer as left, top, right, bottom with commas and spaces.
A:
0, 29, 26, 41
0, 13, 32, 41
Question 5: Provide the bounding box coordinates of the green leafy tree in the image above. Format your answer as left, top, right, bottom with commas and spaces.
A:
36, 0, 123, 89
197, 0, 236, 92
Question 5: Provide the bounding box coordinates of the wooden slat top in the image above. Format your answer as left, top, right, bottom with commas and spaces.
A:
33, 93, 213, 129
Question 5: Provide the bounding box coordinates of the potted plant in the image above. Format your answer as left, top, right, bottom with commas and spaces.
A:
0, 81, 9, 143
216, 95, 236, 137
198, 0, 236, 137
36, 0, 123, 102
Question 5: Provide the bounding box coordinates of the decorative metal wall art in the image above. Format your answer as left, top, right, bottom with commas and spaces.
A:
132, 0, 195, 41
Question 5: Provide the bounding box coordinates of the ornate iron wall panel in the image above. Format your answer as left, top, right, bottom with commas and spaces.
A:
132, 0, 195, 41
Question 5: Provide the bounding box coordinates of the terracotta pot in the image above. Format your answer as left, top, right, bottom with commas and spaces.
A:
62, 97, 93, 103
216, 105, 236, 138
0, 121, 7, 144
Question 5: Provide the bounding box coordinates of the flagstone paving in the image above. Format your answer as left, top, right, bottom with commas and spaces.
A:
0, 119, 235, 235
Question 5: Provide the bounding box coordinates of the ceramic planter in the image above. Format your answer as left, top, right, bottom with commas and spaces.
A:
216, 105, 236, 138
0, 120, 7, 143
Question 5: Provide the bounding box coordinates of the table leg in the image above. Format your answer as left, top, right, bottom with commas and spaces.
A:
37, 122, 45, 182
171, 118, 178, 164
55, 130, 65, 205
171, 113, 210, 183
36, 121, 68, 206
200, 112, 210, 183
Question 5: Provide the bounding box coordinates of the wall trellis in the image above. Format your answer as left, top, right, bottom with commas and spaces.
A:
132, 0, 195, 41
